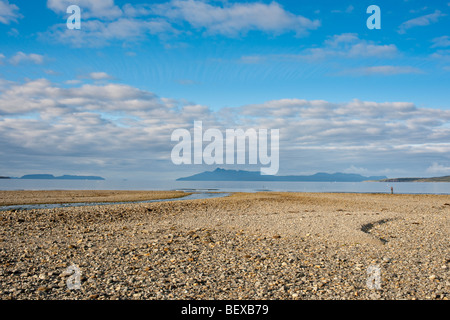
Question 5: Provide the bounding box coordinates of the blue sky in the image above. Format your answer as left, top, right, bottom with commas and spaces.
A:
0, 0, 450, 180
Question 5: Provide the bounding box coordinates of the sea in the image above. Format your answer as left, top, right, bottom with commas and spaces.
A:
1, 179, 450, 194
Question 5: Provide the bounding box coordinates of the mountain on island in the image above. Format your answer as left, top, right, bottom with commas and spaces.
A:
177, 168, 387, 182
377, 176, 450, 182
19, 174, 105, 180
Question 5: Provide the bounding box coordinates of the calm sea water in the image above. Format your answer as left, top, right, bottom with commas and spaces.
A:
1, 179, 450, 194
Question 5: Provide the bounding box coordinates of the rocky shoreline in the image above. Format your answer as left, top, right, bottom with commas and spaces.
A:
0, 192, 448, 300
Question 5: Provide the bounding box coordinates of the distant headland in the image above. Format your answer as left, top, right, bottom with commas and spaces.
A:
2, 174, 105, 180
177, 168, 387, 182
376, 176, 450, 182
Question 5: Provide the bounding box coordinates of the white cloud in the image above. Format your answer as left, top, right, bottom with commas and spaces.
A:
329, 33, 397, 58
42, 1, 320, 47
86, 72, 114, 80
7, 27, 19, 37
44, 69, 60, 76
426, 162, 450, 175
152, 0, 320, 37
343, 165, 369, 174
1, 78, 450, 177
332, 5, 354, 14
122, 3, 152, 17
349, 65, 423, 75
346, 43, 398, 58
47, 0, 122, 19
9, 52, 45, 65
262, 33, 398, 61
431, 36, 450, 48
176, 79, 200, 86
0, 0, 21, 24
398, 10, 446, 34
430, 49, 450, 60
300, 33, 398, 60
65, 79, 82, 85
324, 33, 359, 47
409, 6, 428, 14
42, 18, 175, 47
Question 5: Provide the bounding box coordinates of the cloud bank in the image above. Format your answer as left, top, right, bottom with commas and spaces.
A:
398, 10, 446, 34
1, 78, 449, 178
0, 0, 21, 24
43, 0, 320, 46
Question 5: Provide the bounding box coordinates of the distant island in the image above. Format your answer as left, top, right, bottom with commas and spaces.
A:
18, 174, 105, 180
177, 168, 387, 182
0, 176, 10, 179
377, 176, 450, 182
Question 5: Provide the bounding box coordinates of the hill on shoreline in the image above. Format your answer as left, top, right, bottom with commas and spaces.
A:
17, 174, 105, 180
377, 176, 450, 182
177, 168, 387, 182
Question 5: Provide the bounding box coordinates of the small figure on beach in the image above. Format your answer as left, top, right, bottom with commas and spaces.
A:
390, 186, 394, 194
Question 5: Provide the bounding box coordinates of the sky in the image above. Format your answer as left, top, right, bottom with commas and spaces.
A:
0, 0, 450, 180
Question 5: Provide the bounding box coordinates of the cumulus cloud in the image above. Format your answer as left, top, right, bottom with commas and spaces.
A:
9, 52, 45, 65
0, 79, 197, 165
238, 98, 450, 149
0, 0, 21, 24
86, 72, 115, 80
65, 79, 82, 85
242, 33, 398, 63
398, 10, 446, 34
343, 165, 369, 174
42, 0, 320, 47
152, 0, 320, 37
122, 3, 153, 17
44, 69, 60, 76
426, 162, 450, 175
1, 78, 449, 178
345, 65, 423, 76
302, 33, 398, 60
42, 18, 175, 47
47, 0, 122, 19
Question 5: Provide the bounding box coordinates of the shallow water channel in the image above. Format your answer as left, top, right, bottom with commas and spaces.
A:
0, 192, 230, 212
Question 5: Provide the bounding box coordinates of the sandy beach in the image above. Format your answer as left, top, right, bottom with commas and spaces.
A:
0, 191, 448, 300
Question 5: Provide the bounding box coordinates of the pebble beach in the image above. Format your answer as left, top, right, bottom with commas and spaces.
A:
0, 191, 448, 300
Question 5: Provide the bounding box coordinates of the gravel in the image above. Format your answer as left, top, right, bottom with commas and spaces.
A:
0, 192, 448, 300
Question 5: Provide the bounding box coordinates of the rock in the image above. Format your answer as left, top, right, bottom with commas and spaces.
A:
1, 191, 448, 300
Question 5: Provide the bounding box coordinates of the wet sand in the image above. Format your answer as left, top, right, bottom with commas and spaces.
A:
0, 190, 188, 206
0, 191, 448, 300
